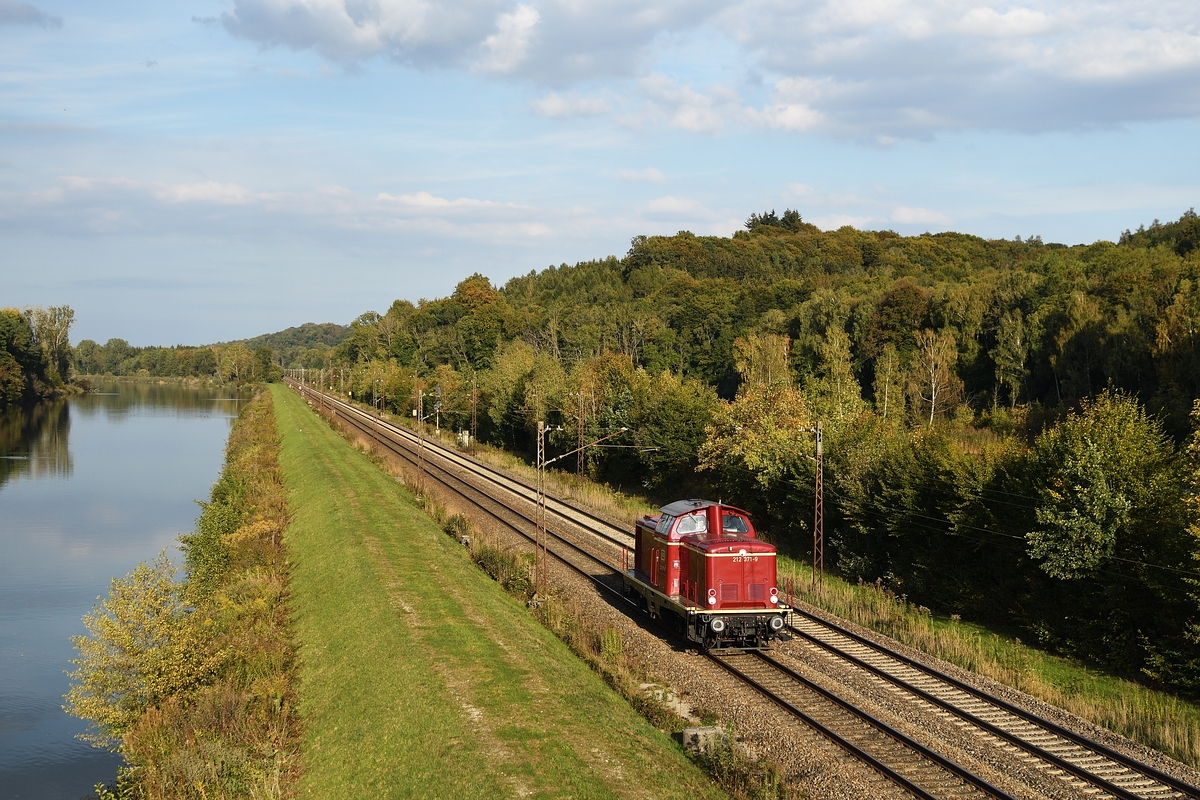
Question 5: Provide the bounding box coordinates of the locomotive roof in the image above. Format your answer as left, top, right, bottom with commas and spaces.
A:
684, 536, 776, 554
659, 499, 752, 517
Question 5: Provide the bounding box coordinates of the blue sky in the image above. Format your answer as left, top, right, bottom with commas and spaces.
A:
3, 0, 1199, 345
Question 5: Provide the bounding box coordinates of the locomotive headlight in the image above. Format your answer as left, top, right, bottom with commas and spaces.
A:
769, 595, 778, 604
710, 618, 726, 633
708, 596, 717, 605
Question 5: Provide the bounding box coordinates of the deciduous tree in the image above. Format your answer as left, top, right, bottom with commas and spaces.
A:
64, 554, 221, 748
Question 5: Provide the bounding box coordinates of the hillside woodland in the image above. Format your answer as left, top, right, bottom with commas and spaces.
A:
68, 208, 1200, 692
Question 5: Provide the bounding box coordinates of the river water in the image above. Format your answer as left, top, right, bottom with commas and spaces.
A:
0, 382, 244, 799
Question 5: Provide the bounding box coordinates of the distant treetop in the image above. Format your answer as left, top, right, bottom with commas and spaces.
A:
745, 208, 807, 233
233, 322, 351, 351
1119, 207, 1198, 257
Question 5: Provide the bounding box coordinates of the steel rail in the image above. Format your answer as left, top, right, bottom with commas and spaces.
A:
788, 607, 1199, 799
787, 623, 1171, 799
709, 652, 1017, 800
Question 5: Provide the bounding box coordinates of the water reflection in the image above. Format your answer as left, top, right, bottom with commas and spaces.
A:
0, 401, 72, 488
72, 380, 252, 422
0, 380, 245, 800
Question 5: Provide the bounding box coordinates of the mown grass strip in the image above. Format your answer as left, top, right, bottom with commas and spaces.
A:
273, 386, 723, 800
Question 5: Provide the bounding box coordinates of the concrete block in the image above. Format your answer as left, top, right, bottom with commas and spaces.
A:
680, 726, 726, 755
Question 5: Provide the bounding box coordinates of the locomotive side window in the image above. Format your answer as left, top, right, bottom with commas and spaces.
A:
721, 514, 749, 533
676, 514, 707, 534
655, 515, 673, 535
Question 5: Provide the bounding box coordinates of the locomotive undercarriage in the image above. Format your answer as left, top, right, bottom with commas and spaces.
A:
688, 611, 787, 651
623, 572, 787, 650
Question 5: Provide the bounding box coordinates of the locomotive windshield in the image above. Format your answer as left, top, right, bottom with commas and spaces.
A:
721, 514, 749, 534
676, 514, 708, 534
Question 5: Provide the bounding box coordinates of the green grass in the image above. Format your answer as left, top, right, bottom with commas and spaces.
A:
272, 386, 724, 800
779, 556, 1200, 768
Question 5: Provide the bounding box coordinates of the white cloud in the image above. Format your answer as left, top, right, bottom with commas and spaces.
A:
810, 213, 873, 230
475, 4, 539, 73
214, 0, 1200, 137
1, 176, 546, 240
726, 0, 1200, 135
377, 190, 518, 211
221, 0, 510, 66
636, 74, 739, 133
616, 167, 664, 183
220, 0, 723, 83
642, 195, 713, 218
531, 92, 611, 117
154, 182, 257, 204
891, 205, 951, 226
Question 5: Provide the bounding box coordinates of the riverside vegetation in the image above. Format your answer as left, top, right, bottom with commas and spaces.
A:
65, 388, 300, 799
1, 305, 78, 406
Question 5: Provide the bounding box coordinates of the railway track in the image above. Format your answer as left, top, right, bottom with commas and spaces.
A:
710, 650, 1013, 800
287, 380, 1200, 800
783, 607, 1196, 800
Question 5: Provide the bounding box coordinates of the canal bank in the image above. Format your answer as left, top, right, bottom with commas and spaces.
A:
0, 382, 244, 800
272, 385, 723, 798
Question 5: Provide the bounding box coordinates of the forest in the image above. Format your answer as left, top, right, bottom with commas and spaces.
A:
286, 208, 1200, 692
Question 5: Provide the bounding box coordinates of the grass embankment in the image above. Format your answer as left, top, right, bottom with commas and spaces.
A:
778, 557, 1200, 767
272, 385, 724, 799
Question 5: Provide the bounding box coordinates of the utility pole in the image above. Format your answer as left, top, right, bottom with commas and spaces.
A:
801, 421, 825, 590
414, 386, 426, 496
536, 421, 547, 598
812, 422, 824, 589
534, 424, 629, 598
471, 372, 478, 446
434, 384, 442, 433
576, 392, 585, 474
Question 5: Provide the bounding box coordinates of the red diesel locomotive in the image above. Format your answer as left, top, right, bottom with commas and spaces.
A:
622, 499, 790, 649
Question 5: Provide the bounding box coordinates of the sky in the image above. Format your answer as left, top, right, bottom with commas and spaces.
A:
2, 0, 1199, 346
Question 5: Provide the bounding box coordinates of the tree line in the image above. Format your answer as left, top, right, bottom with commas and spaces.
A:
72, 339, 283, 384
70, 322, 348, 382
312, 208, 1200, 692
1, 305, 75, 407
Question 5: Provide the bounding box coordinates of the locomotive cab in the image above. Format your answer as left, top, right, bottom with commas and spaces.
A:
625, 499, 789, 649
